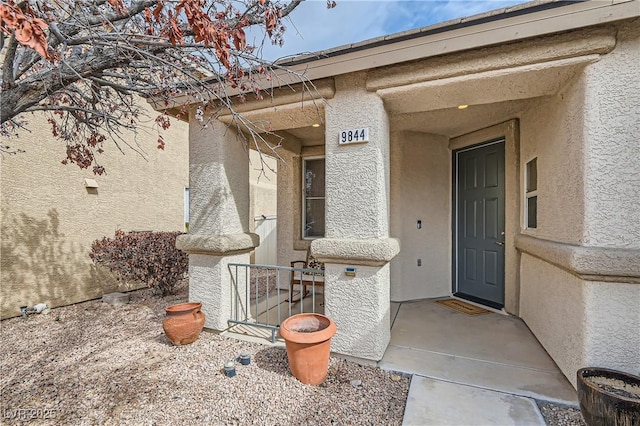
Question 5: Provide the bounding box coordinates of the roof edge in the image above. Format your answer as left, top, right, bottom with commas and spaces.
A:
275, 0, 580, 67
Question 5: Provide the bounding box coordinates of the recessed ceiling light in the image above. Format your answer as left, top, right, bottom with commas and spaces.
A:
458, 104, 469, 110
312, 123, 320, 127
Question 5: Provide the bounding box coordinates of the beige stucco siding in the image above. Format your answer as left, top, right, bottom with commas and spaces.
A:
320, 72, 393, 360
519, 81, 586, 245
1, 107, 188, 319
519, 254, 588, 385
517, 22, 640, 386
325, 72, 390, 241
520, 254, 640, 387
390, 131, 451, 301
582, 19, 640, 248
276, 145, 300, 267
583, 280, 640, 373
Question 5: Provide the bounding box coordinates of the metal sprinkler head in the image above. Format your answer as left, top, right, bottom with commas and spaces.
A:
223, 360, 236, 377
239, 351, 251, 366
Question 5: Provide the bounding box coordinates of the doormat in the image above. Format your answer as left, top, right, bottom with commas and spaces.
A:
435, 298, 491, 316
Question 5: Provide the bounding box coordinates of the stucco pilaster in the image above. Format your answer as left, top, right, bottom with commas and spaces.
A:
188, 253, 250, 330
324, 264, 391, 361
320, 73, 394, 360
181, 115, 256, 330
324, 73, 390, 239
188, 118, 250, 236
581, 21, 640, 249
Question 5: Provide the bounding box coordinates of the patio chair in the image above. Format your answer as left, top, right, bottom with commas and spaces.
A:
289, 248, 324, 301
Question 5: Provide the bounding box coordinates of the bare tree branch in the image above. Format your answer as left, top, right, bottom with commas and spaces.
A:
0, 0, 333, 175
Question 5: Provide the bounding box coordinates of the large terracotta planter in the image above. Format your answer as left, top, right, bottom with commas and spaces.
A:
279, 313, 337, 385
577, 367, 640, 426
162, 302, 205, 345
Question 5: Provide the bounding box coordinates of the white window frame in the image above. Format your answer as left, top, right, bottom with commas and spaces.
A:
302, 156, 325, 240
525, 158, 537, 230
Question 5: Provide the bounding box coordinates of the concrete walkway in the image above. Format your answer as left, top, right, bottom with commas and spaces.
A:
379, 298, 578, 425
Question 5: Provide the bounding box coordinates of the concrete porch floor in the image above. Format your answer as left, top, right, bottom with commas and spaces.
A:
382, 298, 579, 425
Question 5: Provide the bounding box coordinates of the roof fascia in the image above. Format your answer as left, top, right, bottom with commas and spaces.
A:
271, 0, 639, 85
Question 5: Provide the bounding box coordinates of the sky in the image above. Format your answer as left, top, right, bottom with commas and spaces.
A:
248, 0, 528, 61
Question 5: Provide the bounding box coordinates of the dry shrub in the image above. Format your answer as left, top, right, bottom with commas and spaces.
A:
90, 230, 187, 296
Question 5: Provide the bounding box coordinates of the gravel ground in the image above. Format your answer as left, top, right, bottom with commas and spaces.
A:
0, 280, 408, 425
536, 401, 586, 426
1, 279, 587, 425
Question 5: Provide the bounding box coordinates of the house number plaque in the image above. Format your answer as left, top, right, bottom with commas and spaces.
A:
339, 127, 369, 145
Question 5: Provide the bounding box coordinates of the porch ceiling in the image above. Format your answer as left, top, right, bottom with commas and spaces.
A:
376, 55, 597, 116
277, 100, 532, 145
391, 98, 534, 139
233, 54, 597, 145
283, 126, 325, 144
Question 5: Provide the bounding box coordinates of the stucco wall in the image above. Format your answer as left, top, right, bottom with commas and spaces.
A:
324, 263, 391, 360
519, 80, 586, 245
518, 20, 640, 248
390, 131, 450, 301
324, 72, 390, 240
517, 21, 640, 386
582, 19, 640, 248
320, 72, 392, 360
519, 254, 589, 385
584, 280, 640, 374
1, 106, 188, 319
520, 254, 640, 386
276, 145, 299, 267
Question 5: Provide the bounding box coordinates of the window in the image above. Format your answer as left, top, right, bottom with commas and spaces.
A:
303, 157, 325, 239
525, 158, 537, 229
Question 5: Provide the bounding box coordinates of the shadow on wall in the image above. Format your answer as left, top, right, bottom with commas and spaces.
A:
0, 208, 124, 319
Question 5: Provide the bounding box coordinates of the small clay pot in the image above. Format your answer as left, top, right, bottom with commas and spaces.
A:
162, 302, 205, 345
279, 313, 337, 385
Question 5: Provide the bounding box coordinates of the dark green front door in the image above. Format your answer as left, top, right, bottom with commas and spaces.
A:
454, 140, 505, 308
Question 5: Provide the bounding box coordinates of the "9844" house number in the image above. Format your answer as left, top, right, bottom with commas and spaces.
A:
339, 127, 369, 145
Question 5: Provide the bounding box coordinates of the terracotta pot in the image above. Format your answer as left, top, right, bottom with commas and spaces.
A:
162, 302, 205, 345
577, 367, 640, 426
279, 313, 337, 385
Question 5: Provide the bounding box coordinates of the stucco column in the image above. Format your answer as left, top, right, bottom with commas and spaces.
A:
176, 115, 258, 330
314, 73, 399, 361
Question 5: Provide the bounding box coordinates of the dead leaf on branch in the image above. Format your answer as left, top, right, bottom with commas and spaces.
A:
107, 0, 128, 16
233, 27, 246, 51
0, 2, 18, 27
152, 2, 164, 19
265, 7, 277, 36
0, 3, 51, 60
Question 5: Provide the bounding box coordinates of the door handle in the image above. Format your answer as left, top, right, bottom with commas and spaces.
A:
495, 241, 505, 246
